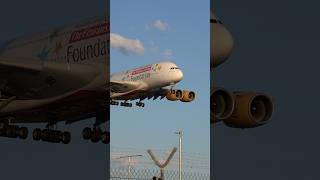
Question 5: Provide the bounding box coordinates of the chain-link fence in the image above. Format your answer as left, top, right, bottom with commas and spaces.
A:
110, 168, 209, 180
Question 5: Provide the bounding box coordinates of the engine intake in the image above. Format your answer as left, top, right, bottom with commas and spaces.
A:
224, 92, 273, 128
166, 89, 183, 101
180, 90, 195, 102
210, 87, 235, 123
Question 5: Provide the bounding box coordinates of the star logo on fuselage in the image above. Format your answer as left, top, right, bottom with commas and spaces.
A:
152, 64, 162, 71
37, 46, 50, 62
53, 41, 63, 55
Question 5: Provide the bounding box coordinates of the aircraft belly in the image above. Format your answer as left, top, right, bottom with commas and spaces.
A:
0, 62, 103, 100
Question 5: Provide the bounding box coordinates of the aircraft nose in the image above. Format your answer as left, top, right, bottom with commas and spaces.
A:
176, 69, 183, 82
211, 21, 234, 69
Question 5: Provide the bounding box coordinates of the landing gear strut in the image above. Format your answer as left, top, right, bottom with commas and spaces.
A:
110, 100, 119, 106
120, 101, 132, 107
136, 101, 145, 107
0, 122, 28, 140
82, 127, 109, 144
32, 123, 71, 144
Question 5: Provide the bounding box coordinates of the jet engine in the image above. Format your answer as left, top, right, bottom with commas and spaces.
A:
166, 89, 183, 101
210, 87, 235, 123
180, 90, 196, 102
223, 92, 273, 128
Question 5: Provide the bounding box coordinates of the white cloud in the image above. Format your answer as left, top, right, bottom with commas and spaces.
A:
110, 33, 145, 55
149, 40, 159, 53
153, 19, 168, 31
163, 49, 173, 59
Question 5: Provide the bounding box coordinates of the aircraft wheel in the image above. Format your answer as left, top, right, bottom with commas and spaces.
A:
18, 127, 28, 139
91, 129, 101, 143
82, 127, 92, 140
33, 128, 41, 141
62, 131, 71, 144
101, 131, 110, 144
5, 126, 18, 138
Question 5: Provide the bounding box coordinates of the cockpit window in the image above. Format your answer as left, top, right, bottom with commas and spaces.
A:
170, 67, 179, 70
210, 19, 223, 25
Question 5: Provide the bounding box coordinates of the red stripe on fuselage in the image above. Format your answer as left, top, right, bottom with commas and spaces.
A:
69, 22, 109, 43
131, 66, 151, 75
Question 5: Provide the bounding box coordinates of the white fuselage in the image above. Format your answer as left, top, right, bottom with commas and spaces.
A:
111, 61, 183, 92
0, 17, 109, 113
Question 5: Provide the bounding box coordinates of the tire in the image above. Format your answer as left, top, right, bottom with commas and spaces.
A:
91, 129, 101, 143
101, 131, 110, 144
32, 128, 41, 141
18, 127, 28, 139
82, 127, 92, 140
62, 131, 71, 144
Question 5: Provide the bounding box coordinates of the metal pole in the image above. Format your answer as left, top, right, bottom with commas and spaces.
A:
179, 131, 182, 180
128, 156, 131, 178
175, 130, 183, 180
116, 154, 142, 178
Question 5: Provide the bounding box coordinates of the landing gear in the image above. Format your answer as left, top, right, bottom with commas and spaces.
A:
112, 99, 145, 108
32, 123, 71, 144
120, 101, 132, 107
110, 100, 119, 106
101, 131, 110, 144
136, 101, 145, 107
82, 127, 109, 144
0, 123, 28, 140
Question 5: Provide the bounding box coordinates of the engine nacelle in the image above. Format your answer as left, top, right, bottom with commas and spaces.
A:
166, 89, 183, 101
210, 87, 235, 123
180, 90, 195, 102
224, 92, 274, 128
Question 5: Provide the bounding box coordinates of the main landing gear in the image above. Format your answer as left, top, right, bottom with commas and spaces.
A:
110, 100, 119, 106
136, 101, 145, 107
82, 127, 109, 144
120, 101, 132, 107
32, 123, 71, 144
110, 100, 145, 108
0, 122, 28, 140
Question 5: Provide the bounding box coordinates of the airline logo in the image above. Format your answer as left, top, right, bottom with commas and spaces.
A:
69, 22, 109, 43
152, 64, 162, 71
132, 66, 152, 75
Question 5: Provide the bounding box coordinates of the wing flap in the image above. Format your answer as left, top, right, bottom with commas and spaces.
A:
110, 80, 148, 99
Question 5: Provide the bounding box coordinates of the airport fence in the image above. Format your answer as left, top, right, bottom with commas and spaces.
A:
110, 168, 209, 180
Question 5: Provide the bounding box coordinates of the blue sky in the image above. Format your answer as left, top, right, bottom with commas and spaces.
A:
110, 0, 210, 171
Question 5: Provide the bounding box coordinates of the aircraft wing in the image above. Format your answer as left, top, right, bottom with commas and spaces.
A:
11, 90, 108, 126
110, 80, 148, 99
0, 56, 42, 72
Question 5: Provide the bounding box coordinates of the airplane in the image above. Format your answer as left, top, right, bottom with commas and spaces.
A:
110, 61, 195, 107
211, 11, 274, 128
0, 16, 110, 144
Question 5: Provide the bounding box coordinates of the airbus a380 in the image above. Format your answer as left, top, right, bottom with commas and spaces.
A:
211, 11, 274, 128
0, 17, 110, 144
110, 61, 195, 107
